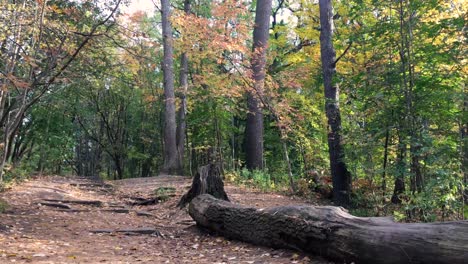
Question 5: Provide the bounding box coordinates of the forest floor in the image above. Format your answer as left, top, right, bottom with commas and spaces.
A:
0, 175, 332, 264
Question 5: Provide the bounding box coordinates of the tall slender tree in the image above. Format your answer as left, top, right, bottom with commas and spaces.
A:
318, 0, 351, 206
160, 0, 180, 174
175, 0, 191, 175
245, 0, 272, 170
463, 94, 467, 203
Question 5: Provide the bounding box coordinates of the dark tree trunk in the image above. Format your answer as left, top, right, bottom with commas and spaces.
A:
114, 156, 124, 180
161, 0, 180, 174
190, 194, 468, 264
410, 143, 423, 193
462, 92, 467, 203
392, 176, 406, 204
11, 133, 26, 166
318, 0, 352, 206
381, 127, 390, 194
176, 0, 191, 176
177, 164, 229, 208
460, 97, 468, 203
392, 133, 407, 204
141, 158, 151, 177
244, 0, 272, 171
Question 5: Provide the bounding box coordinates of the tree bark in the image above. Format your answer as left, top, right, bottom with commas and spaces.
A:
381, 127, 390, 195
392, 131, 407, 204
281, 136, 295, 193
244, 0, 272, 170
161, 0, 180, 174
319, 0, 352, 206
462, 91, 468, 203
176, 54, 188, 174
176, 0, 191, 176
190, 194, 468, 264
177, 164, 229, 208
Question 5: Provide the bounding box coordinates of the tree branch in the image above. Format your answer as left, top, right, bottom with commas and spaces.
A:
334, 41, 353, 66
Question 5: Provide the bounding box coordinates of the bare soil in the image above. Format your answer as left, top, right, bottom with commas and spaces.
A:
0, 175, 331, 263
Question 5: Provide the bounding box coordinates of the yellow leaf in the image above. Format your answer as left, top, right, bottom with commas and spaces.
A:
292, 253, 300, 260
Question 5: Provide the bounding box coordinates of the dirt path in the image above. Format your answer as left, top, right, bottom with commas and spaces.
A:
0, 175, 331, 263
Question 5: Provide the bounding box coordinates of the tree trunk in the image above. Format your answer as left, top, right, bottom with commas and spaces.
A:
176, 0, 191, 176
176, 53, 188, 175
0, 2, 26, 182
281, 136, 295, 193
178, 164, 229, 208
190, 194, 468, 264
381, 127, 390, 195
319, 0, 352, 206
392, 131, 407, 204
462, 92, 468, 203
114, 156, 124, 180
244, 0, 272, 171
161, 0, 180, 174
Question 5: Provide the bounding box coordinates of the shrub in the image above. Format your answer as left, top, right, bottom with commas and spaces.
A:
0, 198, 9, 213
154, 186, 176, 202
225, 169, 277, 192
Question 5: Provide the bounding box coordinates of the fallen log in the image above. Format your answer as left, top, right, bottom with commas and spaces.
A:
101, 208, 129, 213
57, 208, 133, 214
42, 199, 103, 206
189, 194, 468, 264
129, 197, 163, 206
90, 228, 161, 236
70, 183, 113, 188
107, 203, 126, 208
126, 191, 176, 206
57, 209, 90, 213
135, 211, 154, 217
38, 202, 72, 209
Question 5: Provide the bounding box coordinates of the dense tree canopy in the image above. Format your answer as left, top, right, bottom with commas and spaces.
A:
0, 0, 466, 220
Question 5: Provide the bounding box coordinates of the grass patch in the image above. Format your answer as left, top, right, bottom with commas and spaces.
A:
0, 198, 9, 213
225, 169, 290, 192
154, 186, 176, 202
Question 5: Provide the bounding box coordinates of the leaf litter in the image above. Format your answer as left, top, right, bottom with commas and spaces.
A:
0, 175, 331, 263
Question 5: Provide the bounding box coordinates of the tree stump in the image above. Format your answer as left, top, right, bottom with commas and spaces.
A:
189, 194, 468, 264
177, 164, 229, 208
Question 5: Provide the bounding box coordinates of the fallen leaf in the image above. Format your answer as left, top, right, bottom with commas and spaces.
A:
292, 253, 300, 260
